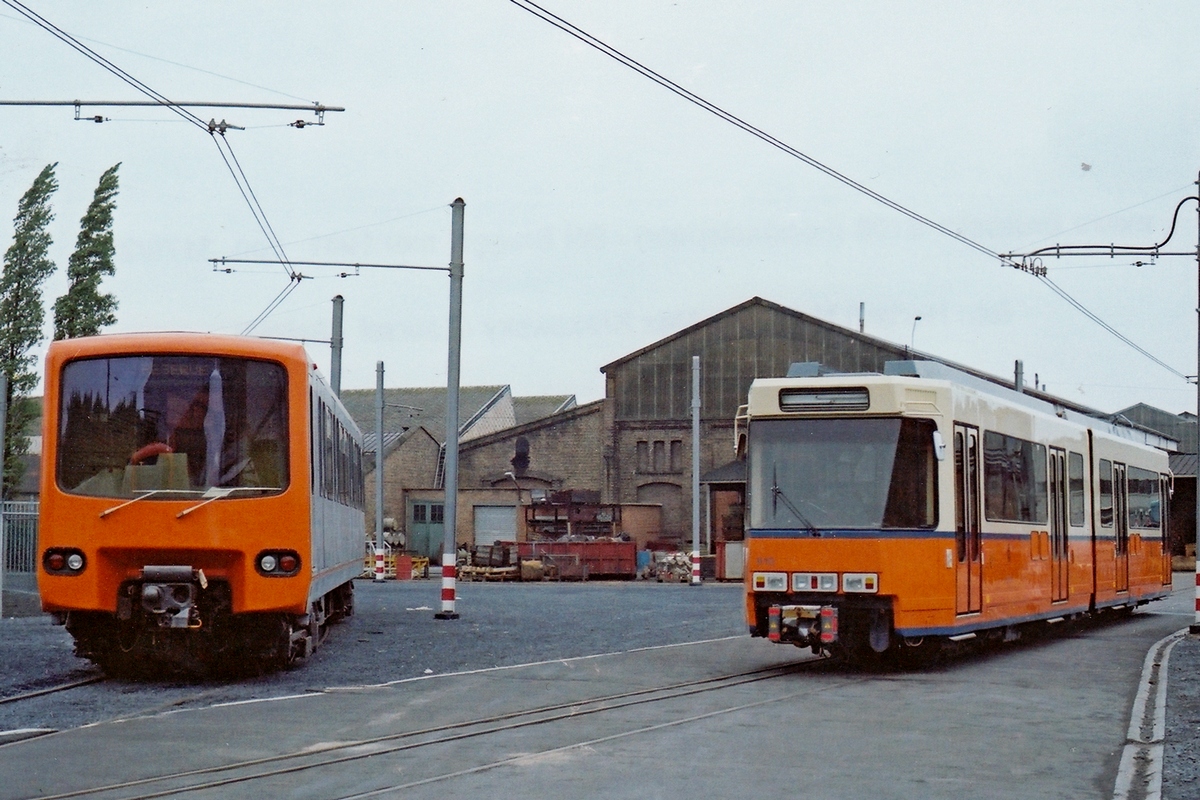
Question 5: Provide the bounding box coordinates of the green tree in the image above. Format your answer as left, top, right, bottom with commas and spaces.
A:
54, 162, 120, 340
0, 163, 58, 497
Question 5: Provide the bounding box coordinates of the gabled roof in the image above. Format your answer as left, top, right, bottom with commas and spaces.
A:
600, 296, 1171, 440
1115, 403, 1198, 453
514, 395, 576, 426
460, 399, 604, 452
363, 426, 440, 475
340, 385, 508, 443
600, 296, 908, 373
342, 386, 579, 446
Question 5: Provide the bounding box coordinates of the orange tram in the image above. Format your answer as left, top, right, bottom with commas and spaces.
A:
741, 361, 1174, 662
38, 333, 365, 674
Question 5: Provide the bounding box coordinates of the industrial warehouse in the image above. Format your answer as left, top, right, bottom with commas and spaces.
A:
334, 296, 1199, 582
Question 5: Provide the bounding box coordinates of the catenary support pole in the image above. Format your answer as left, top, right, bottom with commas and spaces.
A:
691, 355, 702, 586
375, 361, 385, 582
1193, 169, 1200, 635
331, 295, 344, 397
437, 198, 465, 620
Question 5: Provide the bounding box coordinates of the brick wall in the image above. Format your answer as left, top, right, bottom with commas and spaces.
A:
458, 401, 605, 491
365, 428, 442, 538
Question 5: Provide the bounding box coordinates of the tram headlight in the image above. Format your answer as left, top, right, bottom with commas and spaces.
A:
259, 554, 278, 573
842, 572, 879, 593
42, 548, 86, 576
752, 572, 787, 592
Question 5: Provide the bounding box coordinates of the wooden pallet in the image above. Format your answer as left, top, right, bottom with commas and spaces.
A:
460, 565, 520, 582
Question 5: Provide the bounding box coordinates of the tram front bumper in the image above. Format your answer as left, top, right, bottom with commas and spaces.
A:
768, 603, 838, 646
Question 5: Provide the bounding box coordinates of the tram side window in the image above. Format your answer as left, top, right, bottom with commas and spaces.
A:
1127, 466, 1160, 528
882, 418, 938, 528
1099, 459, 1113, 527
1068, 451, 1085, 527
983, 431, 1048, 523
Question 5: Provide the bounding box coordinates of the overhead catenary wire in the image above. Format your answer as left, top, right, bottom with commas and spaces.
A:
506, 0, 1190, 382
4, 0, 302, 326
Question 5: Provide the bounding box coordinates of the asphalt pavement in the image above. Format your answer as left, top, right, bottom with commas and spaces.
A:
2, 574, 1199, 799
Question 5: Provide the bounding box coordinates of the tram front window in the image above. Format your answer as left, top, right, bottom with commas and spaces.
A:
748, 417, 938, 530
56, 355, 289, 498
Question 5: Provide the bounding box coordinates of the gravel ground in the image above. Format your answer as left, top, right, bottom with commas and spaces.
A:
5, 578, 1198, 799
1164, 632, 1200, 800
0, 579, 746, 733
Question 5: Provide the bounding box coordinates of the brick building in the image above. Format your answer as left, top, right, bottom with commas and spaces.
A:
455, 296, 929, 546
352, 295, 1189, 560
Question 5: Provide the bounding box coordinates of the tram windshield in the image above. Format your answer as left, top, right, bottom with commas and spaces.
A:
748, 417, 938, 530
56, 355, 289, 498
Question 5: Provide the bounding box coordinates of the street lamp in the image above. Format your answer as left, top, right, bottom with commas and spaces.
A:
910, 316, 922, 352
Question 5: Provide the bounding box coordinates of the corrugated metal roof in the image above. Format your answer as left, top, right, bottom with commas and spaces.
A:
1170, 453, 1198, 478
340, 385, 507, 443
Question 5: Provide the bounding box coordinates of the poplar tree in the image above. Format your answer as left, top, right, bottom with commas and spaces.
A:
54, 162, 120, 340
0, 163, 58, 497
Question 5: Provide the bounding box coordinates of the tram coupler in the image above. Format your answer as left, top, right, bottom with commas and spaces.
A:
768, 603, 838, 649
127, 565, 209, 629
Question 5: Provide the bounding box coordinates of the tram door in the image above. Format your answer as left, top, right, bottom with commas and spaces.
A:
953, 424, 982, 614
1048, 448, 1069, 602
1113, 462, 1130, 593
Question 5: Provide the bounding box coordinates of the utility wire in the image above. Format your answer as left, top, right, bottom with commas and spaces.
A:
5, 0, 299, 318
507, 0, 1189, 382
508, 0, 1006, 263
1036, 275, 1187, 380
241, 275, 304, 335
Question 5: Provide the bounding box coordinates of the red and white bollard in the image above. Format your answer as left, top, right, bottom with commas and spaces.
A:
690, 550, 701, 586
374, 547, 385, 582
1191, 569, 1200, 635
437, 551, 459, 619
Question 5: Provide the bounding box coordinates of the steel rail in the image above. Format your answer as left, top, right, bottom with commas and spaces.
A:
32, 659, 822, 800
0, 675, 105, 705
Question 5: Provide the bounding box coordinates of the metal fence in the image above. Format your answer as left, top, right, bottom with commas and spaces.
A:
3, 501, 38, 574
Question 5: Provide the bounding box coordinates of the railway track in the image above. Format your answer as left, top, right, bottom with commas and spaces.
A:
0, 675, 105, 706
32, 657, 833, 800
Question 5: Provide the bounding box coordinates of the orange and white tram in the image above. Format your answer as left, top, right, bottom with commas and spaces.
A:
38, 333, 365, 674
741, 361, 1173, 660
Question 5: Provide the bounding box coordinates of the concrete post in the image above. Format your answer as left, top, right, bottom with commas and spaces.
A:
691, 355, 701, 586
437, 198, 465, 620
331, 295, 344, 397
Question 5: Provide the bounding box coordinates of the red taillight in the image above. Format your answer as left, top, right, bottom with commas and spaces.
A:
279, 554, 298, 573
820, 606, 839, 644
47, 553, 65, 571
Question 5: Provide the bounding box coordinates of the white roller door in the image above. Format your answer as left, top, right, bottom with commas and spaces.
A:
474, 505, 517, 546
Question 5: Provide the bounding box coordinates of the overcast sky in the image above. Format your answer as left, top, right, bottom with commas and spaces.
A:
2, 2, 1199, 417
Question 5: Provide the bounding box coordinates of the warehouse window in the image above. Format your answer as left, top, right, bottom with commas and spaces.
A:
669, 440, 683, 472
636, 440, 650, 473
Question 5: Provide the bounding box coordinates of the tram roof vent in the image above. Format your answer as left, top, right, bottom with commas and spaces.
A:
786, 361, 822, 378
883, 360, 921, 377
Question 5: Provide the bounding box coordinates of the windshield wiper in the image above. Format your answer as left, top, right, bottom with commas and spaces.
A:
176, 486, 281, 518
100, 489, 198, 519
771, 464, 820, 535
